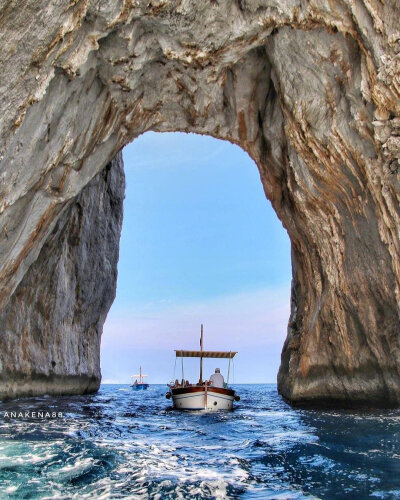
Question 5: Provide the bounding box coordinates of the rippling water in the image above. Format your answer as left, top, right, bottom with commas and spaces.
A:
1, 384, 400, 499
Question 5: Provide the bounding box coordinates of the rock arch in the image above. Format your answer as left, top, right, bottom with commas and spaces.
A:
0, 1, 399, 405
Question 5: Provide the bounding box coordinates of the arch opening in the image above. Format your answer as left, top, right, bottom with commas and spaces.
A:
101, 132, 291, 385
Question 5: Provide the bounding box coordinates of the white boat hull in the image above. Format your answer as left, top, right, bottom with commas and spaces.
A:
171, 386, 236, 411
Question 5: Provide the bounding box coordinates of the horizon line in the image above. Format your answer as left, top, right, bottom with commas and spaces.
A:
101, 382, 278, 385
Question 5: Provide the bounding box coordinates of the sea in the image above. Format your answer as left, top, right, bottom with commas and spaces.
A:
0, 384, 399, 499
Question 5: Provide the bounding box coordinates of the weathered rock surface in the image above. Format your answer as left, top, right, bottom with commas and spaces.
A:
0, 153, 124, 399
0, 1, 399, 405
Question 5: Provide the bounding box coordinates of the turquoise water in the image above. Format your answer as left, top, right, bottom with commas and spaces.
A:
0, 384, 400, 498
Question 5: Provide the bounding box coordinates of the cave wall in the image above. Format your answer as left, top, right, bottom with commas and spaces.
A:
0, 153, 124, 399
0, 1, 399, 405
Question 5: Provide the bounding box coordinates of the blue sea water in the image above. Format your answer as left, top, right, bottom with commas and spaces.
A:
0, 384, 400, 499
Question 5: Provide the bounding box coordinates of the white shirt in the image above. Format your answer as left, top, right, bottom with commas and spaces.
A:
209, 372, 224, 388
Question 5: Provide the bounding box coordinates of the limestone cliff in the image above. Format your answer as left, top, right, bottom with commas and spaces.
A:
0, 1, 399, 405
0, 153, 124, 399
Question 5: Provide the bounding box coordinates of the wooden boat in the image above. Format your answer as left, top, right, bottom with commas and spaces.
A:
166, 325, 240, 411
130, 366, 149, 390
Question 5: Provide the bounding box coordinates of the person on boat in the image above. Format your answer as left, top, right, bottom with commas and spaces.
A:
209, 368, 224, 388
134, 379, 138, 385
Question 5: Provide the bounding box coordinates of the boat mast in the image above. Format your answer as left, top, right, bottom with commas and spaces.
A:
199, 324, 204, 384
139, 366, 142, 383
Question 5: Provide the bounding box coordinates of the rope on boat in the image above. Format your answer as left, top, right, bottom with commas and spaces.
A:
227, 351, 231, 386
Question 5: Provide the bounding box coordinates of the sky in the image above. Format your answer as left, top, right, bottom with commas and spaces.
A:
101, 132, 292, 384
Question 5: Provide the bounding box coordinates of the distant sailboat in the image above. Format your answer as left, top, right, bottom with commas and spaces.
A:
130, 366, 149, 390
166, 324, 240, 410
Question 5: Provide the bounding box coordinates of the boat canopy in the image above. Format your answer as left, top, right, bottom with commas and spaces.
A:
175, 350, 237, 359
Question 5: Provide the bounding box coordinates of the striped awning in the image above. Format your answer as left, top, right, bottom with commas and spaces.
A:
175, 350, 237, 359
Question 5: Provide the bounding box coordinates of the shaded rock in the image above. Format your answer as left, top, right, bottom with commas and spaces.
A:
0, 153, 124, 399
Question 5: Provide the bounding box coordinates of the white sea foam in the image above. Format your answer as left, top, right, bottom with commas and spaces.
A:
1, 385, 399, 498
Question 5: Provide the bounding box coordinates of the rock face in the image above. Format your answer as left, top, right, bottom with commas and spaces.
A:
0, 153, 124, 399
0, 1, 399, 405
